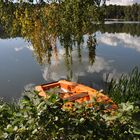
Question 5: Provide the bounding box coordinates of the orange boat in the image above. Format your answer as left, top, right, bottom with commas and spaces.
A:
35, 80, 117, 110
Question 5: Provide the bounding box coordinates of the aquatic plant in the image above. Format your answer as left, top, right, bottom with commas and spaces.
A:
107, 67, 140, 104
0, 90, 139, 139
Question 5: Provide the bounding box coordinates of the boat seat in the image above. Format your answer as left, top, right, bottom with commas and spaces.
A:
63, 92, 89, 101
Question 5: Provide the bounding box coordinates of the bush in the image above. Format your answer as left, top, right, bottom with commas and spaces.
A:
0, 91, 140, 140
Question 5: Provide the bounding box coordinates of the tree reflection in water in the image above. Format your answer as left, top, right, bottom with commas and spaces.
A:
1, 1, 140, 80
0, 1, 98, 80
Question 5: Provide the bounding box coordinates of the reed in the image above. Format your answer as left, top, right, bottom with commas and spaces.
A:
107, 67, 140, 103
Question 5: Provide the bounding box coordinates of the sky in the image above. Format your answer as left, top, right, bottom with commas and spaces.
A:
106, 0, 140, 5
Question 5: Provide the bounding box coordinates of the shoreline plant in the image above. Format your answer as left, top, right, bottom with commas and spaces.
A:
0, 89, 140, 139
107, 67, 140, 104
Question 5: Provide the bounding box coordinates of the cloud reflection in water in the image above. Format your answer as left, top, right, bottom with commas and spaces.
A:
40, 32, 140, 89
97, 32, 140, 52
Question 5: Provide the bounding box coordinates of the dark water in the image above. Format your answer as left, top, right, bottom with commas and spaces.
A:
0, 23, 140, 101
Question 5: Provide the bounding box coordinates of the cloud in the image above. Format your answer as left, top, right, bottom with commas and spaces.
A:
42, 46, 111, 82
42, 49, 126, 90
97, 33, 118, 46
42, 32, 140, 82
87, 57, 111, 73
97, 32, 140, 52
14, 43, 34, 52
14, 47, 24, 52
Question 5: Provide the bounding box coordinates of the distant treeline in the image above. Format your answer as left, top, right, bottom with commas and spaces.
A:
104, 4, 140, 21
94, 23, 140, 36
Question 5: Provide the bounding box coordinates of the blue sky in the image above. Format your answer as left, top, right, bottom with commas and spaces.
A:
106, 0, 140, 5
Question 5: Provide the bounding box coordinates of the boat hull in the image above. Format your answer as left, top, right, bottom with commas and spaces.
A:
35, 80, 117, 110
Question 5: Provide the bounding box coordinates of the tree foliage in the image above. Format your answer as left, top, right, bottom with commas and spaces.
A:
104, 4, 140, 21
0, 1, 99, 65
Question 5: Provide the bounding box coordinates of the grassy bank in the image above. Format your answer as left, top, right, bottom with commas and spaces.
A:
0, 68, 140, 139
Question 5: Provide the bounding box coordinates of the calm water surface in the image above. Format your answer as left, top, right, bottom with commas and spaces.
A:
0, 23, 140, 101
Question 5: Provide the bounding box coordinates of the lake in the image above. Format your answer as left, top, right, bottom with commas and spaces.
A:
0, 22, 140, 101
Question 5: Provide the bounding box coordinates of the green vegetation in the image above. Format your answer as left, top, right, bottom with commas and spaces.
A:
107, 67, 140, 104
0, 0, 100, 64
0, 1, 140, 139
0, 68, 139, 139
0, 89, 140, 139
105, 4, 140, 21
1, 1, 140, 66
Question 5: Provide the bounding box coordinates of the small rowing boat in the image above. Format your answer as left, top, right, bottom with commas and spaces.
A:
35, 80, 117, 110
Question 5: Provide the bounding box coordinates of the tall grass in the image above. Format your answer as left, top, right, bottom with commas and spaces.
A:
107, 67, 140, 103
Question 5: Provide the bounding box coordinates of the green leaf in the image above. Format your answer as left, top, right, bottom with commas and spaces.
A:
133, 128, 140, 135
80, 118, 85, 123
6, 125, 13, 133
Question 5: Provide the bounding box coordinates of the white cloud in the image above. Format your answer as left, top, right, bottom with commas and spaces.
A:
42, 49, 126, 88
14, 47, 24, 52
87, 57, 110, 73
97, 32, 140, 52
41, 32, 140, 82
42, 45, 111, 82
97, 33, 118, 46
